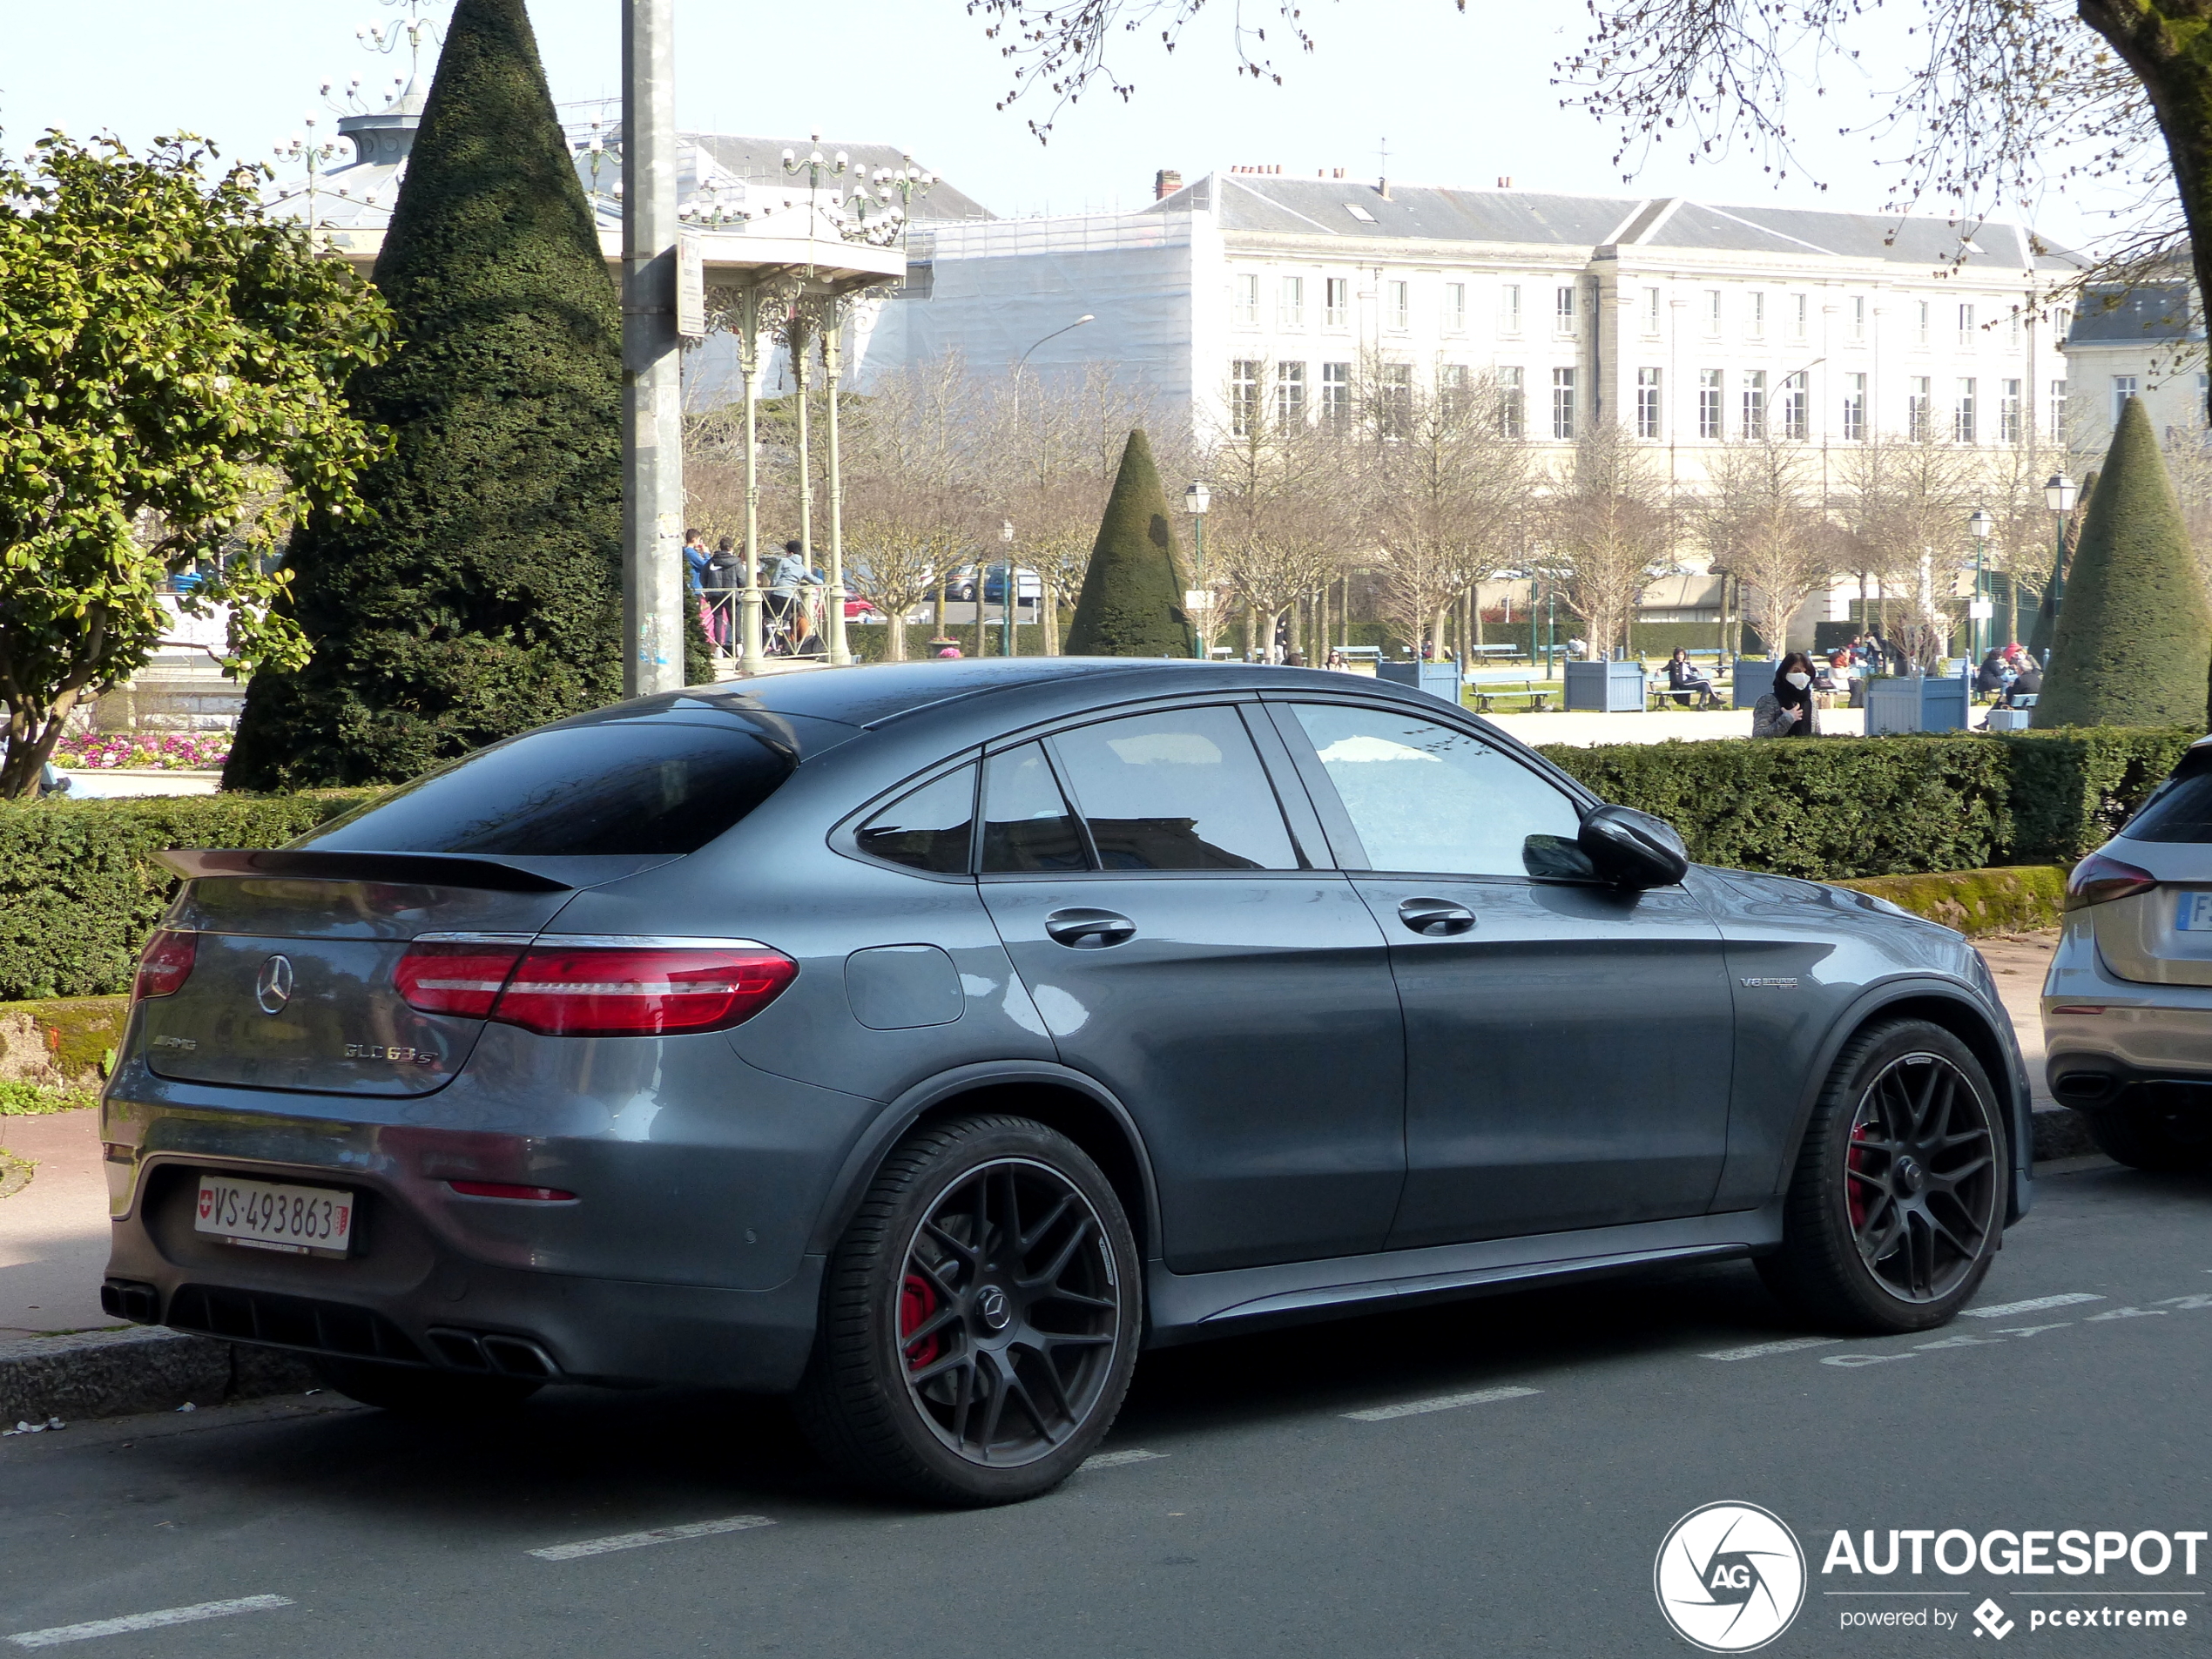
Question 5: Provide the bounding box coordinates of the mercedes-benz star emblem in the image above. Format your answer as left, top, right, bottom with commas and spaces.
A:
975, 1285, 1012, 1332
253, 954, 295, 1015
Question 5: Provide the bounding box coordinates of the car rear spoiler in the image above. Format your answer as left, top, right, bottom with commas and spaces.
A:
157, 849, 580, 893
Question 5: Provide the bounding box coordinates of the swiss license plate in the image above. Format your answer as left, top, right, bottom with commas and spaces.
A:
2177, 893, 2212, 932
194, 1174, 354, 1257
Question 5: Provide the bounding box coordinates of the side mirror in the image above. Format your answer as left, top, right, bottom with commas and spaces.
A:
1578, 803, 1689, 889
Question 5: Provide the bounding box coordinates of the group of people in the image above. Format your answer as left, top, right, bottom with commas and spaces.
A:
681, 529, 825, 656
1973, 644, 2046, 704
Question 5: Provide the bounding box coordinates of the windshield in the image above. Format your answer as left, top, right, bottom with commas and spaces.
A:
2122, 750, 2212, 844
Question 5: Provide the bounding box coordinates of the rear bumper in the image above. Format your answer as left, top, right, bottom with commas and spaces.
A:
2042, 925, 2212, 1109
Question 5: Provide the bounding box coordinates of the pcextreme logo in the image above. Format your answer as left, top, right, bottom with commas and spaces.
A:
1656, 1502, 1809, 1653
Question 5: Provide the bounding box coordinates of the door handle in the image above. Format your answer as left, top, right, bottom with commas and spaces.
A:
1044, 908, 1137, 949
1397, 897, 1477, 937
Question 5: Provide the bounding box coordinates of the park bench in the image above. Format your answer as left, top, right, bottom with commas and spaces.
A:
1464, 669, 1554, 713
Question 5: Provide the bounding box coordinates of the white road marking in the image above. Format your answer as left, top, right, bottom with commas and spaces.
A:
8, 1595, 293, 1649
1702, 1338, 1844, 1361
1080, 1448, 1168, 1471
2159, 1294, 2212, 1309
1913, 1333, 2004, 1350
2087, 1305, 2168, 1321
1344, 1386, 1540, 1422
527, 1515, 776, 1561
1821, 1353, 1917, 1367
1993, 1325, 2072, 1339
1961, 1292, 2104, 1318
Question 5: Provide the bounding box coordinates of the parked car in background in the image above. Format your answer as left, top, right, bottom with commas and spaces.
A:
949, 565, 1042, 605
101, 659, 2031, 1507
2044, 733, 2212, 1170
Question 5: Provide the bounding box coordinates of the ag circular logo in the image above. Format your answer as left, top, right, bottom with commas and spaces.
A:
1654, 1501, 1806, 1653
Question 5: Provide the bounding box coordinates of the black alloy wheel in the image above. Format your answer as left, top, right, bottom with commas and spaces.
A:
796, 1115, 1141, 1506
1759, 1020, 2006, 1333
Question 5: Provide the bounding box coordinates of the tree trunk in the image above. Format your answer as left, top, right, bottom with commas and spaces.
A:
1044, 587, 1060, 655
887, 610, 907, 661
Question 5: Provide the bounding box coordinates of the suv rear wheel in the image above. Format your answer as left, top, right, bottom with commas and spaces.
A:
2082, 1099, 2212, 1172
795, 1114, 1141, 1507
1758, 1019, 2006, 1333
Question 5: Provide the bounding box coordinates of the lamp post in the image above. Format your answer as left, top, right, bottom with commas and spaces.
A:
2042, 472, 2078, 662
1012, 315, 1096, 420
1967, 507, 1995, 663
999, 518, 1017, 658
1183, 482, 1211, 658
273, 119, 342, 233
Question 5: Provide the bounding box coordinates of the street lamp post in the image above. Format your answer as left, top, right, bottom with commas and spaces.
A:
2042, 471, 2078, 663
1967, 507, 1995, 663
999, 518, 1016, 658
1012, 315, 1096, 420
1183, 482, 1211, 659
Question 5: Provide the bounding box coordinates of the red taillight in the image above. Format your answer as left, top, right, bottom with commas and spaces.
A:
448, 1181, 577, 1202
395, 941, 527, 1017
2065, 851, 2159, 911
133, 929, 198, 1000
488, 946, 798, 1036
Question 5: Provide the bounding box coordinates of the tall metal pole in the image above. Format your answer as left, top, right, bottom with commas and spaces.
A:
620, 0, 685, 696
794, 320, 816, 653
737, 290, 766, 674
823, 302, 853, 666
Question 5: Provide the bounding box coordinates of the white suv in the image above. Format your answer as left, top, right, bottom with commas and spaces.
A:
2043, 734, 2212, 1170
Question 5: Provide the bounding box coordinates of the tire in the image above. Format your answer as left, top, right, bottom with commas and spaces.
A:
2084, 1100, 2212, 1172
1757, 1019, 2007, 1334
793, 1114, 1142, 1507
310, 1355, 542, 1417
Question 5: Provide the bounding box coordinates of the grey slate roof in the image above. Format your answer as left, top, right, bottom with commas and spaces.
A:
681, 134, 995, 222
1157, 173, 2075, 270
2067, 281, 2199, 345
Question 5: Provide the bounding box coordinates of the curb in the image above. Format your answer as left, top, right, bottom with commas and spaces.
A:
0, 1325, 316, 1428
0, 1110, 2107, 1430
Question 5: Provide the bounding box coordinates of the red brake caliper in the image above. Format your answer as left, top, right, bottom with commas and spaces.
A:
900, 1273, 941, 1369
1846, 1122, 1871, 1230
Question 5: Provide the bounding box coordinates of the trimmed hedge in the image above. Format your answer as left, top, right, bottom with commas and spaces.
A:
1538, 725, 2195, 880
1831, 866, 2067, 935
0, 793, 375, 1001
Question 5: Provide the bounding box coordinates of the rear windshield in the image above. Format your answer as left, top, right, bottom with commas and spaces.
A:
2122, 752, 2212, 843
300, 722, 793, 856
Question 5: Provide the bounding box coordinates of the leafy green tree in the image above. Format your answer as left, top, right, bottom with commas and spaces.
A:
2034, 403, 2211, 728
0, 133, 392, 799
1064, 429, 1193, 658
226, 0, 651, 791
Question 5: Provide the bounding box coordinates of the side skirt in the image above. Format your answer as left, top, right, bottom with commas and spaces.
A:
1143, 1204, 1784, 1347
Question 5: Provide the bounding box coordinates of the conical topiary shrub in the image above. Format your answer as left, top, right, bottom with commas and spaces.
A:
226, 0, 644, 791
2027, 468, 2096, 662
2033, 404, 2210, 728
1064, 429, 1194, 658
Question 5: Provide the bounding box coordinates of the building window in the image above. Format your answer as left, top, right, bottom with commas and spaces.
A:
1276, 361, 1307, 426
1843, 372, 1866, 441
1636, 368, 1662, 439
1741, 369, 1767, 439
1439, 362, 1470, 418
1782, 371, 1808, 440
1500, 367, 1526, 438
1916, 300, 1931, 348
1954, 377, 1978, 442
1278, 275, 1305, 329
1378, 361, 1413, 435
2053, 307, 2074, 340
2112, 374, 2138, 427
1321, 361, 1352, 427
1551, 367, 1576, 440
1643, 287, 1662, 334
1748, 292, 1766, 339
1325, 276, 1350, 328
1704, 289, 1723, 335
1791, 293, 1808, 341
1444, 282, 1467, 334
1387, 280, 1410, 332
1233, 273, 1260, 327
1555, 286, 1577, 334
2048, 378, 2067, 440
1500, 283, 1522, 335
1851, 296, 1867, 342
1958, 303, 1976, 347
2000, 378, 2022, 444
1908, 375, 1932, 440
2009, 309, 2022, 350
1231, 360, 1262, 435
1699, 368, 1723, 439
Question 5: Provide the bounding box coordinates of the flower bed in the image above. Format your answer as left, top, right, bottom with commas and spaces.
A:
51, 732, 231, 772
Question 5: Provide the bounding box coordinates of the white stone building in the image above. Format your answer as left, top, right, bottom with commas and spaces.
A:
2060, 279, 2205, 452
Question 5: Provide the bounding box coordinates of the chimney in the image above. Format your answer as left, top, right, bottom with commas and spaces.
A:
1497, 175, 1514, 189
1154, 168, 1183, 201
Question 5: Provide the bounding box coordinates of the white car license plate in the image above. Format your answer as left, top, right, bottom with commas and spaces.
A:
194, 1174, 354, 1256
2178, 893, 2212, 932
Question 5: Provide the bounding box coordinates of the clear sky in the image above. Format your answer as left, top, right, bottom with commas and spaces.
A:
4, 0, 2148, 254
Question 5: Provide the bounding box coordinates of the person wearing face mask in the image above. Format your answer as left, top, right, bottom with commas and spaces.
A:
1751, 651, 1820, 738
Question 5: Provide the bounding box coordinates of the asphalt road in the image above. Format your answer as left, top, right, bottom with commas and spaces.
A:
3, 1156, 2207, 1658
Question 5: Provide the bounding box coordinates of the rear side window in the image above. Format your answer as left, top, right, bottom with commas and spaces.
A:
302, 722, 792, 857
1049, 706, 1300, 871
855, 765, 976, 873
981, 744, 1088, 873
2124, 752, 2212, 842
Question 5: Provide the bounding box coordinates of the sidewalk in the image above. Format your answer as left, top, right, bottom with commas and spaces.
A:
1483, 705, 1853, 747
0, 1109, 113, 1338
